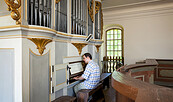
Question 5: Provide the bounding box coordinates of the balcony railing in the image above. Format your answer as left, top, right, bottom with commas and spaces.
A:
102, 56, 124, 73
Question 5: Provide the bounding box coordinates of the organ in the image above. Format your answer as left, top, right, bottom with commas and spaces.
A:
68, 60, 86, 84
50, 56, 86, 97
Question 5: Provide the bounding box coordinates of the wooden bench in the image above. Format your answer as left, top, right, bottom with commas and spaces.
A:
77, 82, 105, 102
52, 96, 76, 102
52, 73, 111, 102
77, 73, 111, 102
100, 73, 111, 89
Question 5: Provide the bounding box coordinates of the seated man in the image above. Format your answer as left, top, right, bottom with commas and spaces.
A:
73, 53, 100, 94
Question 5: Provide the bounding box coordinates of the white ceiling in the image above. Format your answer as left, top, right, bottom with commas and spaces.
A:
102, 0, 173, 10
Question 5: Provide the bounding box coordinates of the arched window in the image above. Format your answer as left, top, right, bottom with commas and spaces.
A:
106, 28, 124, 59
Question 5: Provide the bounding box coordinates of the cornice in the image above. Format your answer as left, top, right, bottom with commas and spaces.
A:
0, 25, 87, 38
56, 31, 87, 38
90, 39, 104, 43
0, 25, 104, 45
0, 25, 56, 33
102, 0, 162, 10
103, 3, 173, 21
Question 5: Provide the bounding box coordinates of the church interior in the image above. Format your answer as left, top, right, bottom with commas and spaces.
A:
0, 0, 173, 102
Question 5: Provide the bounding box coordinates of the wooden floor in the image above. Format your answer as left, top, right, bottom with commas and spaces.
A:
93, 79, 116, 102
103, 79, 116, 102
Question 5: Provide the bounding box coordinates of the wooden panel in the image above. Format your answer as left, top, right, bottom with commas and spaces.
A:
116, 92, 134, 102
133, 75, 144, 81
159, 68, 173, 78
111, 72, 138, 101
51, 63, 68, 93
30, 51, 50, 102
155, 67, 173, 82
112, 70, 173, 102
0, 49, 14, 102
131, 71, 154, 83
56, 69, 66, 85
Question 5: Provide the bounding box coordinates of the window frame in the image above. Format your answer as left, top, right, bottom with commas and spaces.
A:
105, 28, 124, 59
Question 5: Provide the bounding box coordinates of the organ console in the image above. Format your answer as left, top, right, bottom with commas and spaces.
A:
50, 56, 86, 97
68, 60, 86, 84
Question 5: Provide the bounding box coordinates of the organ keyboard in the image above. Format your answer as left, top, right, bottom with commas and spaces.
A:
50, 56, 86, 98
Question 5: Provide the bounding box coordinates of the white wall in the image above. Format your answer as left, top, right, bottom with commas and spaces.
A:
103, 3, 173, 64
0, 0, 10, 16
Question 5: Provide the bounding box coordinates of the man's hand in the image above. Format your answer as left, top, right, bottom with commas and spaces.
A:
73, 76, 80, 80
73, 76, 85, 80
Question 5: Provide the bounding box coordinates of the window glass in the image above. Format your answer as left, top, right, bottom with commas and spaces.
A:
107, 34, 113, 39
117, 34, 121, 39
106, 28, 123, 58
114, 34, 118, 39
117, 40, 121, 45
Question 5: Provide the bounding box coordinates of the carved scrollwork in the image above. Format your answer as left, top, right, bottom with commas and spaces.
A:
56, 0, 61, 4
95, 1, 101, 15
72, 43, 87, 55
88, 0, 94, 22
4, 0, 21, 25
95, 45, 101, 52
28, 38, 52, 55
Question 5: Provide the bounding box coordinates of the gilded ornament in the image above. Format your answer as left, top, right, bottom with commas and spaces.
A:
28, 38, 52, 55
72, 43, 87, 55
95, 45, 101, 52
4, 0, 21, 25
95, 1, 101, 15
56, 0, 61, 4
88, 0, 94, 22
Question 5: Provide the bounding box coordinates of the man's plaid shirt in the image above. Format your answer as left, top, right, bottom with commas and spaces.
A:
81, 60, 100, 89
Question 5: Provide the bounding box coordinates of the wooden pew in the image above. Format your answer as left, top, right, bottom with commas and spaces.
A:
52, 96, 76, 102
77, 82, 105, 102
100, 73, 111, 88
77, 73, 111, 102
112, 59, 173, 102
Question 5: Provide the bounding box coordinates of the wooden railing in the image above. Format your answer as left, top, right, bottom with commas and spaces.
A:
101, 56, 124, 73
112, 59, 173, 102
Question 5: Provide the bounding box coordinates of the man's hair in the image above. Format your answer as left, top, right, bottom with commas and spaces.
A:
83, 53, 92, 59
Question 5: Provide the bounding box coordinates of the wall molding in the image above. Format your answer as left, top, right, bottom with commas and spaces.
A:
103, 3, 173, 21
0, 25, 104, 45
